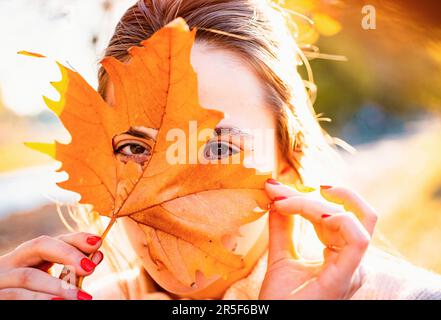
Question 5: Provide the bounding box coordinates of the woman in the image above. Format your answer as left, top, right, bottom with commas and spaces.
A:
1, 0, 441, 300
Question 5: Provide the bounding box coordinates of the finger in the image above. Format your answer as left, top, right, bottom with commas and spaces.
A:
273, 196, 342, 224
0, 288, 56, 300
57, 232, 102, 254
6, 236, 97, 276
267, 209, 297, 266
0, 267, 78, 300
58, 251, 104, 285
320, 213, 370, 281
320, 186, 378, 235
265, 179, 303, 200
322, 247, 339, 266
91, 251, 104, 266
272, 196, 349, 249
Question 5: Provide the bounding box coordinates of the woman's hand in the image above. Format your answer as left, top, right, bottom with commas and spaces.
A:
0, 232, 104, 300
259, 180, 377, 300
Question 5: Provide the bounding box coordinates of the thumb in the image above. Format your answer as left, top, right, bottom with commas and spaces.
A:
267, 208, 298, 266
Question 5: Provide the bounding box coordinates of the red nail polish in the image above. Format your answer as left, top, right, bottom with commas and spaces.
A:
321, 214, 332, 219
87, 236, 101, 245
77, 291, 93, 300
273, 196, 287, 201
266, 178, 280, 185
51, 297, 65, 300
80, 258, 96, 272
320, 185, 332, 190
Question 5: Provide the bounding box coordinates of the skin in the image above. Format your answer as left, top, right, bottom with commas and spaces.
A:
0, 42, 377, 300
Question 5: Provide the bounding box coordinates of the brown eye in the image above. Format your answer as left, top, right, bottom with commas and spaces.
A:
204, 141, 239, 160
119, 143, 148, 155
115, 141, 151, 164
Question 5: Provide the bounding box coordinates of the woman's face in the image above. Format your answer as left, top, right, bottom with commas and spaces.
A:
117, 42, 279, 297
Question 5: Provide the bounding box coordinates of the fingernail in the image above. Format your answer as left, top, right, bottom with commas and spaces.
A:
86, 236, 101, 245
77, 291, 93, 300
266, 178, 280, 185
273, 196, 287, 201
51, 297, 65, 300
94, 251, 104, 264
320, 185, 333, 190
80, 258, 96, 272
321, 214, 332, 219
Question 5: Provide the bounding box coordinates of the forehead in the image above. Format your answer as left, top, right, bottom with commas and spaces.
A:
105, 41, 276, 132
190, 41, 275, 131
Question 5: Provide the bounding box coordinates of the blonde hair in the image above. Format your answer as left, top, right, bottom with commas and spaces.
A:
68, 0, 343, 298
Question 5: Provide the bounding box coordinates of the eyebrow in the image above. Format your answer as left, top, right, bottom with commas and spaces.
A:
125, 127, 156, 140
125, 126, 250, 140
214, 126, 252, 138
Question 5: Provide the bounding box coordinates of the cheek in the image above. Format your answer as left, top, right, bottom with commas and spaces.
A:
230, 108, 278, 174
243, 128, 278, 174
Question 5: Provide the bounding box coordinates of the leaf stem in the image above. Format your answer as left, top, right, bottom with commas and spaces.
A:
59, 214, 118, 290
77, 215, 118, 289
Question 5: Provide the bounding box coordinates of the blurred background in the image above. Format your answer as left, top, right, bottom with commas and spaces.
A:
0, 0, 441, 274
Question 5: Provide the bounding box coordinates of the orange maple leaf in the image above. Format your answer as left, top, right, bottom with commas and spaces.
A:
24, 18, 271, 286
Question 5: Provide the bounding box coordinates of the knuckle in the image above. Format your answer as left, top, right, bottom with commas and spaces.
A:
30, 235, 51, 247
16, 268, 36, 286
356, 235, 370, 250
66, 250, 84, 267
55, 240, 79, 259
62, 246, 77, 260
